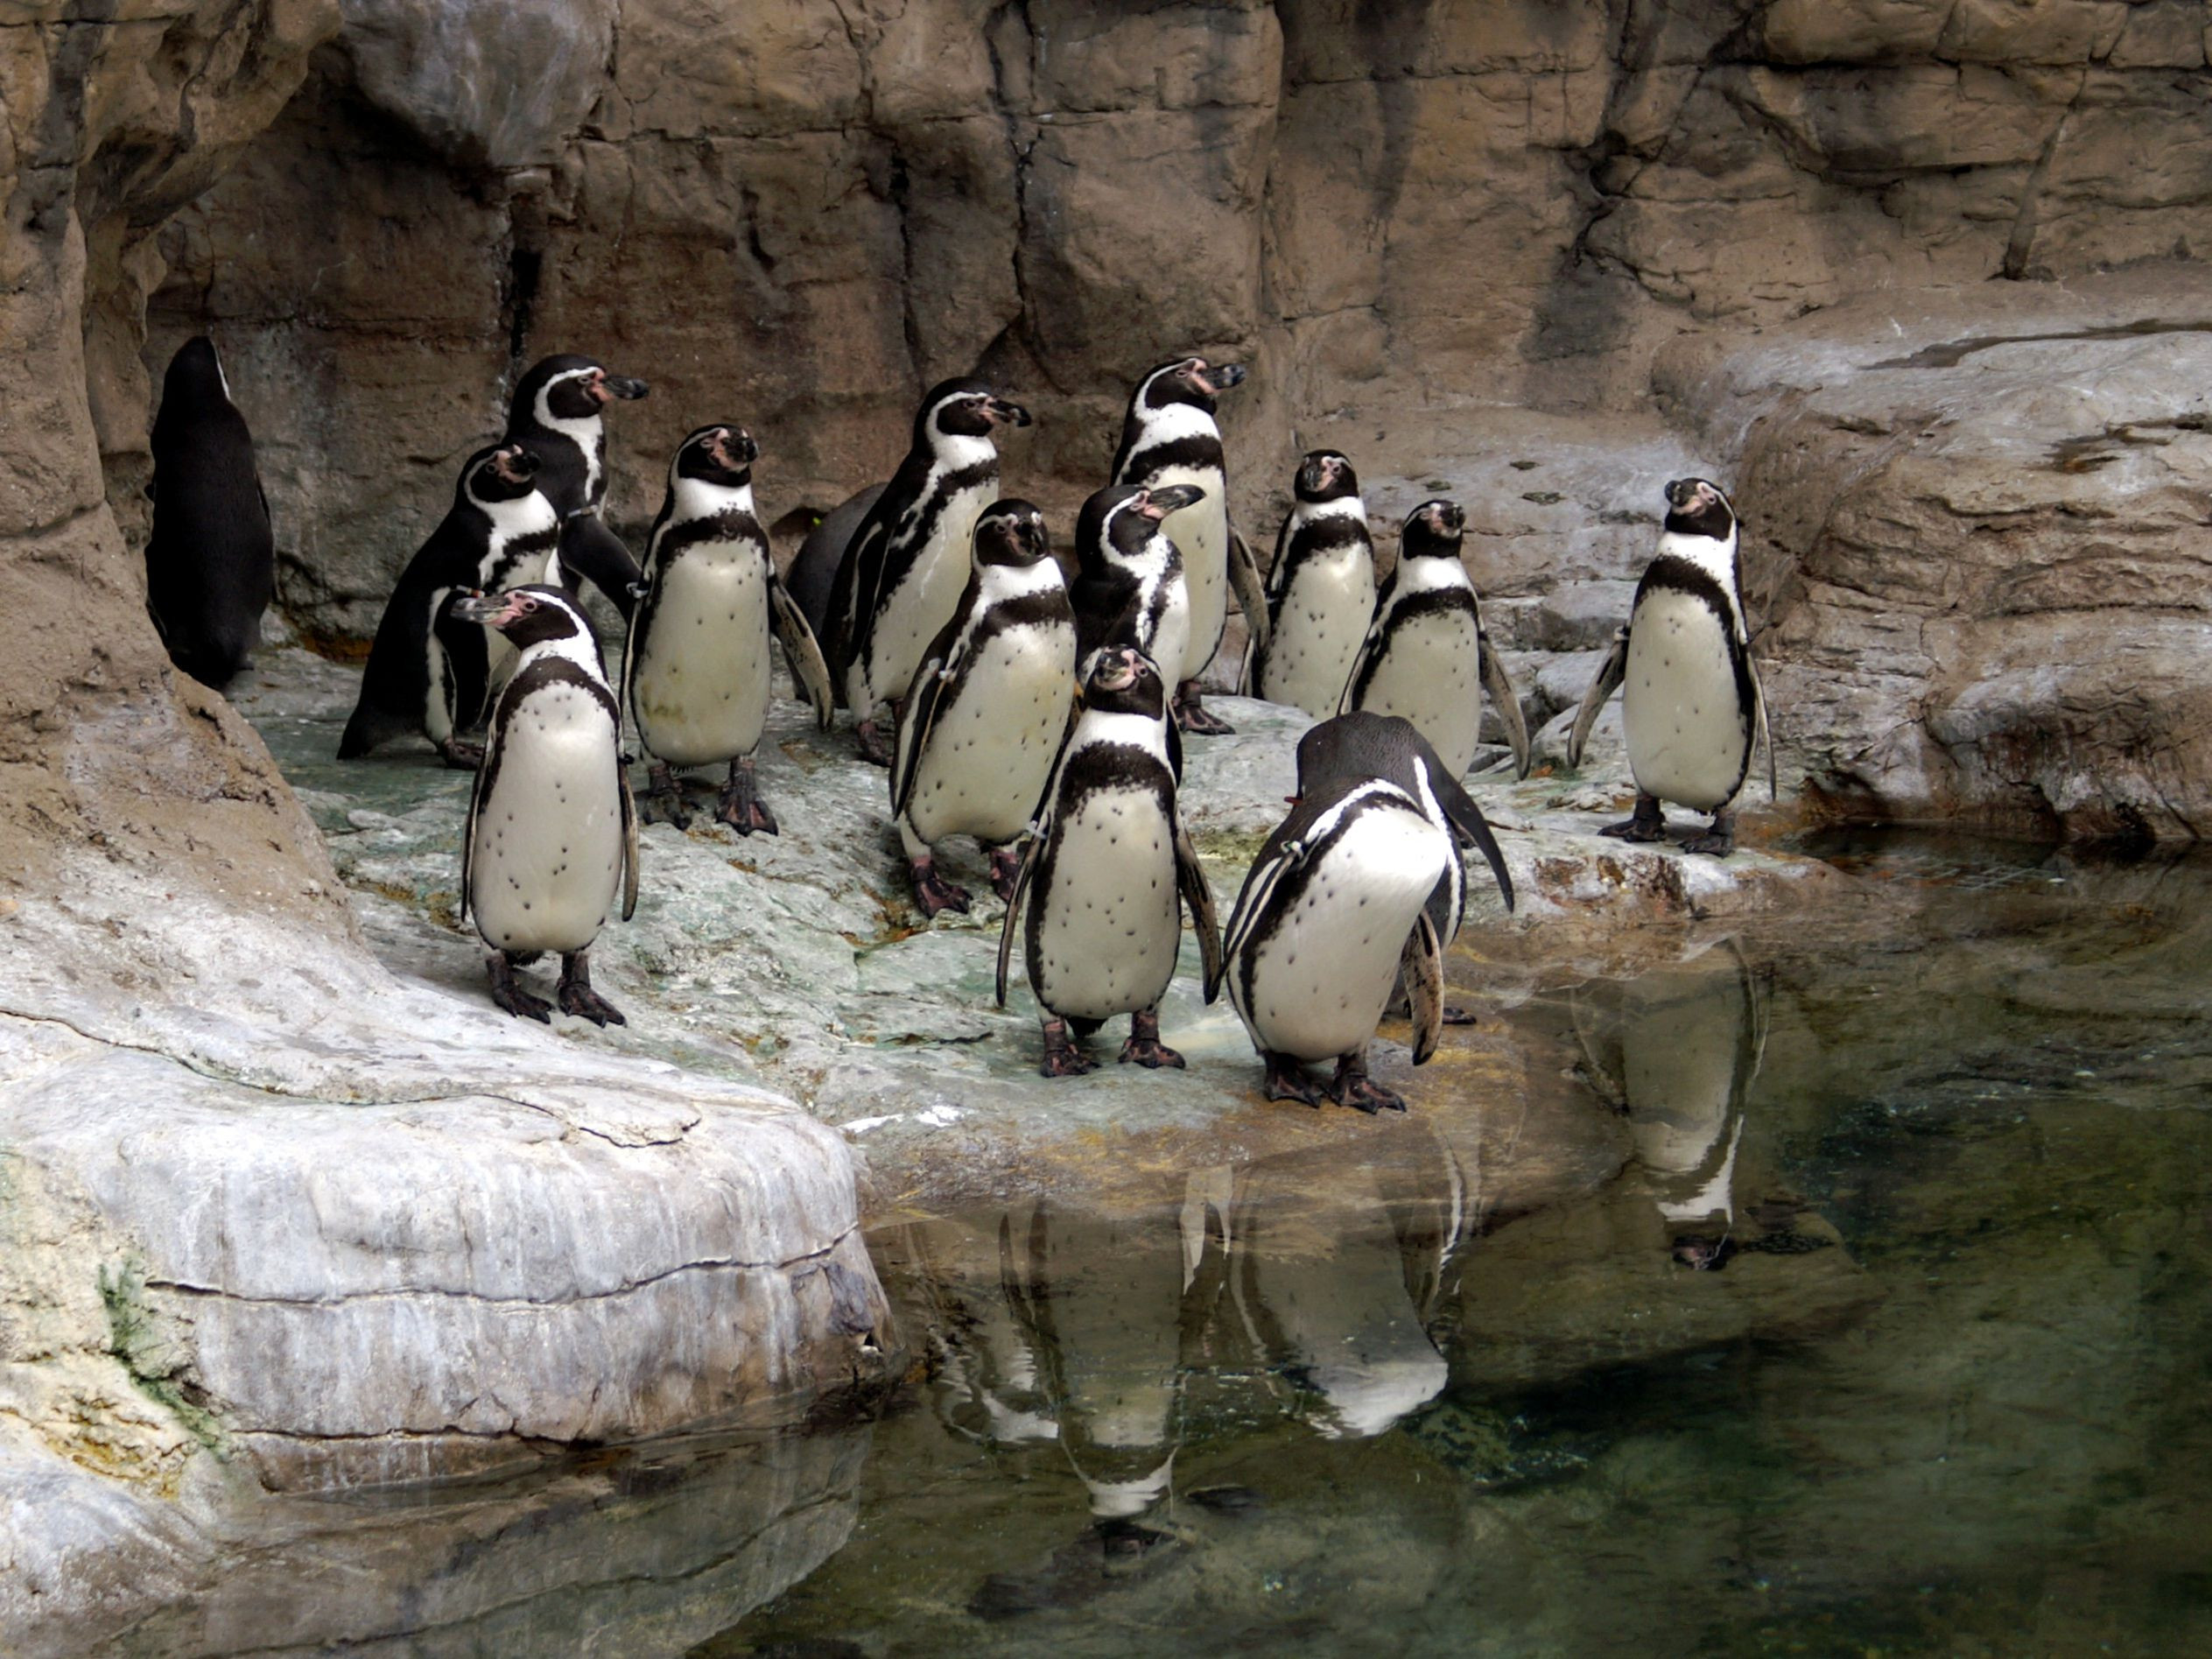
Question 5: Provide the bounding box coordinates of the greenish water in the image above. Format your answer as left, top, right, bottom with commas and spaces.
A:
694, 834, 2212, 1657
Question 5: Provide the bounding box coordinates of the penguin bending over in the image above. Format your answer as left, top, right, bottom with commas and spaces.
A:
1339, 499, 1530, 779
890, 500, 1076, 917
144, 336, 275, 688
997, 646, 1223, 1078
1566, 477, 1773, 856
621, 424, 832, 835
339, 443, 559, 765
1110, 356, 1267, 735
502, 354, 650, 619
452, 586, 639, 1025
1244, 450, 1375, 719
1069, 482, 1205, 682
1216, 713, 1513, 1112
826, 378, 1032, 763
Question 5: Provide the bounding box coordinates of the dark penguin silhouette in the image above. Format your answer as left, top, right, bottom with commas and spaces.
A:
145, 336, 274, 687
502, 354, 651, 619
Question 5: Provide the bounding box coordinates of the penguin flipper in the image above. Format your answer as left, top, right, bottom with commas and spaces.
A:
1566, 624, 1629, 769
994, 834, 1038, 1009
618, 762, 640, 922
559, 515, 644, 621
1228, 525, 1270, 658
1422, 756, 1515, 916
1751, 657, 1778, 803
768, 571, 835, 729
1174, 818, 1224, 1003
460, 733, 488, 928
889, 639, 959, 819
1401, 910, 1446, 1065
1479, 627, 1533, 782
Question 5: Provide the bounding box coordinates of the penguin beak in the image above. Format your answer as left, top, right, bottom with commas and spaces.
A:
983, 396, 1032, 429
718, 428, 760, 468
1664, 479, 1695, 509
1434, 501, 1464, 532
495, 447, 539, 485
1192, 362, 1246, 397
596, 373, 650, 404
1092, 648, 1141, 693
1138, 484, 1205, 520
450, 590, 523, 629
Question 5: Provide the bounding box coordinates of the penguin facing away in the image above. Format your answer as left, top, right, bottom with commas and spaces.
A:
1245, 449, 1376, 719
1109, 355, 1268, 735
1566, 477, 1774, 856
996, 646, 1223, 1078
339, 442, 560, 765
502, 354, 650, 619
826, 377, 1033, 764
1069, 482, 1204, 683
144, 336, 276, 689
621, 423, 833, 835
1339, 498, 1531, 780
889, 499, 1077, 918
452, 585, 640, 1025
1215, 712, 1513, 1112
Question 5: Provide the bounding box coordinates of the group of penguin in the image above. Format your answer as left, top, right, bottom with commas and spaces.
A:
144, 338, 1773, 1113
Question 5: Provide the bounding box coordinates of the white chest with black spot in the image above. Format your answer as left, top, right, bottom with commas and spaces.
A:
1260, 499, 1374, 719
860, 438, 998, 709
1347, 561, 1485, 777
1622, 531, 1752, 813
630, 482, 774, 768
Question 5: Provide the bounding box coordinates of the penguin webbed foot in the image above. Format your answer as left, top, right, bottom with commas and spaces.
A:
1330, 1054, 1407, 1114
716, 762, 778, 837
1038, 1019, 1097, 1078
487, 954, 552, 1023
1119, 1010, 1185, 1070
987, 844, 1024, 903
1678, 812, 1737, 858
909, 860, 973, 918
1440, 1004, 1479, 1027
1173, 681, 1235, 736
1260, 1051, 1327, 1107
854, 717, 894, 767
647, 763, 693, 830
1598, 794, 1668, 843
439, 736, 486, 770
556, 953, 628, 1027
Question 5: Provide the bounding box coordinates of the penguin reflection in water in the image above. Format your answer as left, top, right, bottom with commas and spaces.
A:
997, 646, 1222, 1077
453, 586, 639, 1024
1219, 712, 1513, 1111
890, 500, 1075, 917
621, 424, 832, 834
1569, 477, 1773, 855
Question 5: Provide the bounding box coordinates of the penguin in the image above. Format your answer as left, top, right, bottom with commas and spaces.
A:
825, 378, 1032, 763
451, 585, 639, 1025
786, 482, 886, 647
995, 645, 1223, 1078
502, 354, 650, 619
1566, 476, 1774, 856
1068, 482, 1205, 683
1338, 498, 1531, 780
144, 336, 276, 688
1214, 713, 1513, 1111
890, 500, 1077, 917
338, 443, 560, 765
1243, 450, 1375, 719
1109, 355, 1268, 735
621, 424, 833, 835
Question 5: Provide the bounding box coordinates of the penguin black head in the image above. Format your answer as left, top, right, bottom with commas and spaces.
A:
511, 354, 651, 426
920, 377, 1031, 444
1400, 499, 1465, 559
1136, 355, 1248, 415
1081, 482, 1207, 565
1079, 643, 1168, 720
449, 583, 593, 651
974, 498, 1050, 567
461, 443, 543, 507
1663, 477, 1736, 543
673, 424, 759, 489
161, 336, 233, 410
1294, 450, 1359, 503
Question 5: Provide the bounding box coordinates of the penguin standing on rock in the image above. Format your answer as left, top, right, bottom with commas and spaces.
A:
1339, 499, 1530, 779
997, 646, 1223, 1078
453, 586, 639, 1025
502, 354, 650, 618
1216, 712, 1513, 1112
339, 443, 559, 765
621, 424, 832, 835
1567, 477, 1773, 856
1068, 482, 1204, 680
1245, 450, 1375, 719
1110, 356, 1268, 735
144, 336, 276, 689
826, 378, 1032, 764
890, 500, 1076, 917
